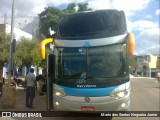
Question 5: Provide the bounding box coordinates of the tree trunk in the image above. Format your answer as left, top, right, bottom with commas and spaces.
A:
1, 85, 16, 108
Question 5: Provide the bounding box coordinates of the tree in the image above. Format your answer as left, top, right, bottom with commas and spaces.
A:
14, 37, 41, 68
38, 7, 64, 38
0, 33, 11, 80
38, 2, 92, 37
0, 33, 10, 66
78, 3, 91, 12
64, 3, 76, 13
128, 56, 138, 73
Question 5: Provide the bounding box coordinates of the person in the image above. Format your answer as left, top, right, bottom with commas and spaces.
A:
36, 74, 45, 95
41, 69, 46, 93
0, 76, 4, 96
25, 68, 36, 109
36, 69, 46, 95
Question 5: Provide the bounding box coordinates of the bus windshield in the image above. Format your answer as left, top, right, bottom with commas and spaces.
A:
57, 10, 126, 39
55, 44, 128, 87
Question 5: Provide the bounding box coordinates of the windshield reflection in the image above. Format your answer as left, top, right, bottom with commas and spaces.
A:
55, 44, 126, 80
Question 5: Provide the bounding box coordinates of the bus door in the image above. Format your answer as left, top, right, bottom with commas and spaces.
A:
46, 54, 55, 110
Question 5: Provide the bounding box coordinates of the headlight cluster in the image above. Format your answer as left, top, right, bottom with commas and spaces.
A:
110, 82, 130, 99
110, 89, 130, 99
54, 91, 67, 97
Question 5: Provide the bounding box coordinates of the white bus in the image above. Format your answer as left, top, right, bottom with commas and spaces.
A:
40, 9, 135, 111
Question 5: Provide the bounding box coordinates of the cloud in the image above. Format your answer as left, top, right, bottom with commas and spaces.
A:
136, 28, 160, 55
0, 0, 12, 16
130, 20, 158, 31
138, 28, 159, 43
0, 0, 152, 17
16, 0, 47, 17
0, 0, 47, 17
145, 15, 152, 19
155, 9, 160, 15
136, 44, 159, 55
88, 0, 152, 17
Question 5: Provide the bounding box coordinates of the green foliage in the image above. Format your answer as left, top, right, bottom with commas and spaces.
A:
63, 3, 76, 14
38, 59, 46, 69
0, 33, 43, 68
38, 7, 64, 38
0, 33, 11, 66
14, 37, 41, 67
77, 3, 91, 12
38, 2, 91, 37
128, 56, 138, 70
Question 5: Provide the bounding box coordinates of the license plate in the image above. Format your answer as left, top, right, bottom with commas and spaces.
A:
81, 106, 95, 111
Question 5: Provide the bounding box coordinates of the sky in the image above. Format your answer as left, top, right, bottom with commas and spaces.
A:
0, 0, 159, 56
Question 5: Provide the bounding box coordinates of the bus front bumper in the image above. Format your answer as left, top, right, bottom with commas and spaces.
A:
52, 93, 130, 111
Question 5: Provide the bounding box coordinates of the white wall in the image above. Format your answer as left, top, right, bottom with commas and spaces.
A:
5, 24, 32, 41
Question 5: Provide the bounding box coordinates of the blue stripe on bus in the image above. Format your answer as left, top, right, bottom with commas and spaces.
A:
58, 85, 118, 97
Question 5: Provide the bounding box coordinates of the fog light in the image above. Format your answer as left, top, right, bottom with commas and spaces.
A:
121, 103, 126, 108
55, 102, 60, 106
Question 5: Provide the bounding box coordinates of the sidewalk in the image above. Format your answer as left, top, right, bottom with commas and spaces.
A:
0, 85, 47, 111
0, 86, 98, 120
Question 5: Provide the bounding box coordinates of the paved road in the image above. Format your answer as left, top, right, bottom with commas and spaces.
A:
115, 77, 160, 120
130, 77, 159, 111
0, 77, 159, 120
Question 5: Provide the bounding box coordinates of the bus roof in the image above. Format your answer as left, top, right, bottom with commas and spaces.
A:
57, 9, 127, 40
62, 9, 124, 17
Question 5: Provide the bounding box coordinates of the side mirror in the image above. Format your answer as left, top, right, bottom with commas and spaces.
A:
40, 38, 53, 59
127, 33, 135, 55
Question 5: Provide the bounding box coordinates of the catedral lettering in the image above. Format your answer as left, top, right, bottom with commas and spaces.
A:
40, 9, 135, 111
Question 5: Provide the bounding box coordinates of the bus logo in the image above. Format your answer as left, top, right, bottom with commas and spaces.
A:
85, 97, 90, 102
83, 41, 91, 47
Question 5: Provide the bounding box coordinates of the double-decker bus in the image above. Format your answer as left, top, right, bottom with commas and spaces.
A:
40, 9, 135, 111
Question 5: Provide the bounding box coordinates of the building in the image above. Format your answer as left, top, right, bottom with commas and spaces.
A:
157, 56, 160, 68
0, 24, 32, 40
0, 17, 39, 38
136, 54, 159, 77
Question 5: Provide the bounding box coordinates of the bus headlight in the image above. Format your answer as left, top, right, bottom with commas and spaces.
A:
117, 91, 125, 97
110, 82, 130, 99
110, 89, 129, 99
54, 91, 67, 97
55, 92, 62, 96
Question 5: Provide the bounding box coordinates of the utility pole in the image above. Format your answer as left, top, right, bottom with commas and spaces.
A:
1, 0, 16, 109
8, 0, 16, 85
3, 13, 7, 38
